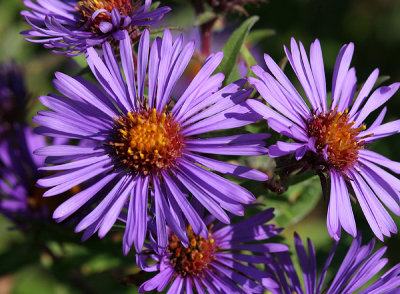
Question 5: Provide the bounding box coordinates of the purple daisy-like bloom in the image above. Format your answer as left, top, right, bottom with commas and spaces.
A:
0, 125, 48, 220
33, 29, 268, 254
137, 208, 287, 293
248, 38, 400, 241
21, 0, 170, 56
267, 233, 400, 294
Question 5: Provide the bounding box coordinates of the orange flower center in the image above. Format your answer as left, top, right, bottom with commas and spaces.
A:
168, 226, 217, 277
307, 109, 368, 171
110, 108, 185, 175
76, 0, 140, 33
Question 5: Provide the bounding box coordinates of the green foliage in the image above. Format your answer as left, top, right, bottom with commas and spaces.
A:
240, 45, 258, 77
215, 15, 259, 84
242, 173, 321, 228
194, 11, 217, 26
246, 29, 276, 45
262, 176, 322, 227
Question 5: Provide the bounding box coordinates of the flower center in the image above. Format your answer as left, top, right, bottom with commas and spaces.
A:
110, 108, 185, 175
76, 0, 140, 33
307, 109, 367, 171
168, 226, 217, 277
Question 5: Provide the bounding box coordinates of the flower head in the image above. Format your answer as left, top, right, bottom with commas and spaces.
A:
267, 233, 400, 294
248, 38, 400, 241
137, 209, 287, 293
33, 29, 268, 254
21, 0, 170, 56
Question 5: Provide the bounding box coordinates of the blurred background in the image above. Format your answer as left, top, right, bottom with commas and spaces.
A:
1, 0, 400, 293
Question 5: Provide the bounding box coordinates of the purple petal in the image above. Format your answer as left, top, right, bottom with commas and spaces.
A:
53, 172, 118, 220
310, 39, 327, 112
138, 267, 175, 293
262, 53, 310, 117
354, 83, 400, 127
359, 149, 400, 174
162, 171, 207, 237
185, 152, 268, 181
349, 68, 379, 119
331, 43, 354, 110
119, 30, 138, 109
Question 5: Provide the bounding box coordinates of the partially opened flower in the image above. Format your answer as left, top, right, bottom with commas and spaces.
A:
267, 233, 400, 294
248, 38, 400, 241
33, 29, 268, 254
137, 209, 287, 293
21, 0, 170, 56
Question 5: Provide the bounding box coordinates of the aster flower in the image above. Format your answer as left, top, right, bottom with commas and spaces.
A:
33, 29, 269, 254
137, 208, 287, 293
267, 233, 400, 294
0, 62, 28, 136
248, 38, 400, 241
0, 125, 48, 220
21, 0, 171, 56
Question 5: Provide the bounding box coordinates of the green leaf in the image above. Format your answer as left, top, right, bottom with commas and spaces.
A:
149, 1, 160, 10
12, 266, 62, 294
72, 54, 87, 69
266, 176, 322, 227
194, 11, 217, 26
240, 45, 258, 77
243, 176, 322, 228
215, 15, 259, 84
374, 75, 390, 87
246, 29, 276, 45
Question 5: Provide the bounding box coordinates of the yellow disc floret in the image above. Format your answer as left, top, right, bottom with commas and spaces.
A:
110, 108, 184, 175
168, 225, 217, 277
307, 108, 371, 171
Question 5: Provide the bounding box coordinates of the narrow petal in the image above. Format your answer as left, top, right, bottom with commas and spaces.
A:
185, 153, 268, 181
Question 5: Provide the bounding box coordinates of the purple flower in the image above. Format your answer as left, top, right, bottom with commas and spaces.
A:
33, 29, 269, 254
21, 0, 171, 56
267, 233, 400, 294
137, 208, 287, 293
248, 38, 400, 241
0, 125, 48, 220
0, 62, 28, 135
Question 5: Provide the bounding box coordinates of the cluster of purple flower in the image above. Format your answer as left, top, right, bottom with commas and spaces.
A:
1, 0, 400, 292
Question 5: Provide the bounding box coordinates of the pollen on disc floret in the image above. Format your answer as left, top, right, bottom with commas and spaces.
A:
109, 108, 185, 175
307, 108, 369, 171
168, 225, 217, 277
